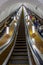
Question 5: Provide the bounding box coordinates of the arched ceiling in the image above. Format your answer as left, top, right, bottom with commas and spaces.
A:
0, 0, 43, 22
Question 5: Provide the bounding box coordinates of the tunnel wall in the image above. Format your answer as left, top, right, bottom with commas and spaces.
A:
0, 2, 43, 23
24, 3, 43, 18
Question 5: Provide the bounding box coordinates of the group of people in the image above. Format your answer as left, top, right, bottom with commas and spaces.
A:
30, 14, 43, 37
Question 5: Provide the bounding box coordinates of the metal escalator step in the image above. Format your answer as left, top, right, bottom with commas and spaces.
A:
17, 38, 26, 39
16, 40, 26, 43
11, 56, 28, 60
16, 42, 26, 44
16, 39, 26, 41
15, 43, 26, 45
15, 44, 26, 46
13, 49, 27, 52
9, 59, 29, 64
15, 45, 26, 47
14, 46, 27, 48
14, 47, 26, 49
8, 63, 29, 65
12, 52, 28, 56
17, 36, 26, 37
17, 36, 26, 38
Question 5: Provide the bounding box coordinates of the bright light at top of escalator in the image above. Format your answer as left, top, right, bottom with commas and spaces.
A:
32, 25, 35, 33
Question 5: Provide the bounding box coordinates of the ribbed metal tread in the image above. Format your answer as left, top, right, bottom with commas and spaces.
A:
15, 43, 26, 46
11, 56, 28, 60
16, 39, 26, 41
14, 46, 27, 49
16, 41, 26, 43
8, 63, 29, 65
12, 52, 28, 56
9, 60, 29, 64
14, 49, 27, 52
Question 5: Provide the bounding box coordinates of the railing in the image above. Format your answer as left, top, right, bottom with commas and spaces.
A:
24, 16, 43, 65
0, 10, 21, 54
0, 26, 15, 54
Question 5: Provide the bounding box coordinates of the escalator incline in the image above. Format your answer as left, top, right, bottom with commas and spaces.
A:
7, 10, 29, 65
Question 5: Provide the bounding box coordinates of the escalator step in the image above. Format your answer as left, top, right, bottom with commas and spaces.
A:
12, 52, 28, 56
7, 10, 29, 65
8, 63, 28, 65
16, 40, 26, 41
14, 45, 27, 47
14, 47, 27, 49
14, 49, 27, 52
9, 60, 29, 64
15, 44, 26, 46
16, 42, 26, 44
11, 56, 28, 60
16, 41, 26, 43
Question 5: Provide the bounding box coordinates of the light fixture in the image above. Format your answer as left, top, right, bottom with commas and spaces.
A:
25, 16, 28, 20
32, 25, 35, 33
14, 22, 17, 26
28, 15, 30, 20
6, 26, 9, 34
32, 45, 36, 49
26, 22, 30, 26
32, 38, 35, 44
11, 17, 13, 19
17, 13, 19, 16
14, 16, 16, 21
16, 16, 19, 20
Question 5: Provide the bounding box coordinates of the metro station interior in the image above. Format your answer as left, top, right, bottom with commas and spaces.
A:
0, 0, 43, 65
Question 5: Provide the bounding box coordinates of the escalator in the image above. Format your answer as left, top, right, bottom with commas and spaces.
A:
7, 9, 29, 65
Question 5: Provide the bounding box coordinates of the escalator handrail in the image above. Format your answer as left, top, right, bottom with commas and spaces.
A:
0, 26, 15, 54
25, 21, 43, 65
